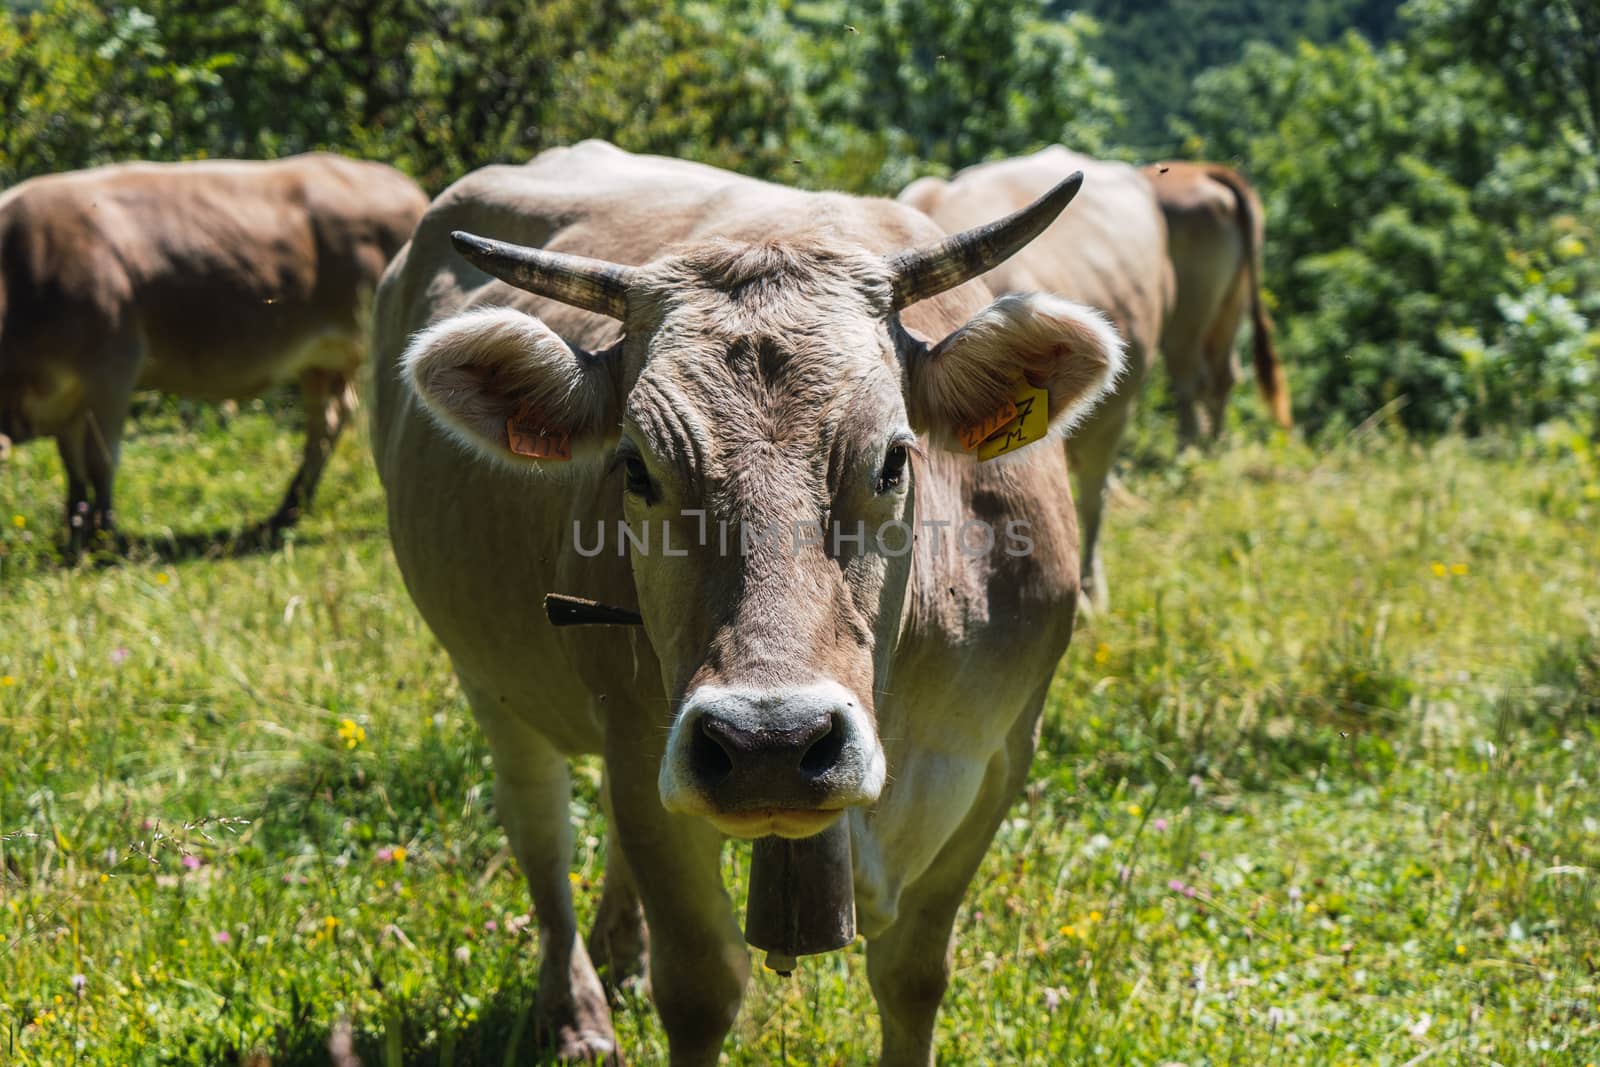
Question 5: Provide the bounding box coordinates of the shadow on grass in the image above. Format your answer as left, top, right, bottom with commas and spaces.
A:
251, 978, 552, 1067
108, 519, 299, 565
100, 516, 381, 567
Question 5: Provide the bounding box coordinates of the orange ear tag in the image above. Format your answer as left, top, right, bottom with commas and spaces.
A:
505, 402, 572, 461
970, 382, 1050, 461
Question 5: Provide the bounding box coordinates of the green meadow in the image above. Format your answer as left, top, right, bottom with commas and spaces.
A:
2, 399, 1598, 1064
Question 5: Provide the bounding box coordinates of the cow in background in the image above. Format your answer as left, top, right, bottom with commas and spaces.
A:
1145, 161, 1291, 442
901, 147, 1173, 610
0, 154, 427, 553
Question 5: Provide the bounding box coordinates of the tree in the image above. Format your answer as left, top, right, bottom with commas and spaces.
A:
1181, 3, 1599, 436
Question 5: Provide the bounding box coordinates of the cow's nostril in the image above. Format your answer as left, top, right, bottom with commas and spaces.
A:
799, 713, 847, 777
691, 715, 735, 784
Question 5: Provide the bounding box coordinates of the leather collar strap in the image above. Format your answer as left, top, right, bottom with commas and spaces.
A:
545, 593, 644, 627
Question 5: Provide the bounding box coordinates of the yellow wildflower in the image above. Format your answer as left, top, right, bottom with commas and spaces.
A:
337, 718, 366, 749
0, 675, 14, 687
1093, 643, 1111, 665
1126, 803, 1142, 818
1450, 562, 1468, 576
1088, 910, 1103, 924
1455, 943, 1466, 956
391, 845, 407, 865
10, 514, 23, 529
1430, 561, 1447, 578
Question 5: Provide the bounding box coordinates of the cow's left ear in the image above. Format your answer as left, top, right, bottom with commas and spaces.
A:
904, 293, 1125, 454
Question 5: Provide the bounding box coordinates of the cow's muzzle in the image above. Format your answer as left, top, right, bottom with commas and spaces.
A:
0, 433, 10, 462
659, 681, 885, 837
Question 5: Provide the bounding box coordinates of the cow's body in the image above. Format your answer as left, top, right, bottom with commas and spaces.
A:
0, 154, 427, 549
1145, 161, 1290, 441
901, 146, 1173, 608
372, 141, 1122, 1064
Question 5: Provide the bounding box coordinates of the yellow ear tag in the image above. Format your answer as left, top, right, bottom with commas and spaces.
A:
971, 382, 1050, 461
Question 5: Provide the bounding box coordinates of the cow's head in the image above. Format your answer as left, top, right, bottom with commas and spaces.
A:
403, 176, 1123, 838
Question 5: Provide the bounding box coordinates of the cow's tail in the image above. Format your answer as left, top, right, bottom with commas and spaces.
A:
1209, 165, 1291, 428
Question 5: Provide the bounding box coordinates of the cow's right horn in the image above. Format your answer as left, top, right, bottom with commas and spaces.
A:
886, 171, 1084, 309
452, 231, 636, 320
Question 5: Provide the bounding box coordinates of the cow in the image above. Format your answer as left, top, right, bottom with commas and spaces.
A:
0, 154, 428, 553
370, 140, 1124, 1064
900, 147, 1173, 611
1144, 161, 1291, 443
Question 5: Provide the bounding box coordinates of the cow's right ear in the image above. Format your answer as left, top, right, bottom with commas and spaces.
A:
403, 307, 621, 467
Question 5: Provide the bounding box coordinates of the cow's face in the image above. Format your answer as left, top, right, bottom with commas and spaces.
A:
403, 180, 1123, 838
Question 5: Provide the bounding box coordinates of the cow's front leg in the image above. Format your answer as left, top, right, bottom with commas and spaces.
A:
605, 725, 746, 1066
587, 772, 648, 991
868, 701, 1044, 1067
462, 679, 617, 1063
56, 405, 125, 559
270, 367, 354, 530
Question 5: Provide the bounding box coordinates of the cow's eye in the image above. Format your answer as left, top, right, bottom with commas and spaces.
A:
623, 455, 654, 499
876, 444, 909, 495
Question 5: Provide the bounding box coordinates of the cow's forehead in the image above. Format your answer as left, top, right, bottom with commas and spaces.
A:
621, 240, 907, 482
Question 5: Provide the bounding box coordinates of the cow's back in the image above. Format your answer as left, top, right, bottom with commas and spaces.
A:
901, 147, 1171, 359
0, 155, 426, 401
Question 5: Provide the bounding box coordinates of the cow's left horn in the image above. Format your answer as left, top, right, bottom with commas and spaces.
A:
886, 171, 1084, 309
451, 231, 636, 320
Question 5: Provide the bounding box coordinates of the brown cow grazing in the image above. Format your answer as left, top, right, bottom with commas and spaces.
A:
1145, 161, 1291, 442
0, 154, 428, 553
901, 147, 1173, 611
371, 141, 1123, 1064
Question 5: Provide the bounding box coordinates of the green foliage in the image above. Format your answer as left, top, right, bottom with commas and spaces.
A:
1182, 6, 1600, 437
1064, 0, 1403, 153
795, 0, 1119, 191
0, 0, 1116, 196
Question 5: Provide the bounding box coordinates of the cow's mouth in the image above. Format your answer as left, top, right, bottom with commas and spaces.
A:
708, 808, 843, 841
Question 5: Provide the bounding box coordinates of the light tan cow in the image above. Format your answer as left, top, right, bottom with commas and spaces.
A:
901, 147, 1174, 610
371, 141, 1124, 1064
1145, 161, 1291, 442
0, 154, 428, 552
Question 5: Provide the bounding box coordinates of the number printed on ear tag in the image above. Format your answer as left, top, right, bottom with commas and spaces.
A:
506, 402, 572, 461
972, 382, 1050, 461
958, 396, 1020, 451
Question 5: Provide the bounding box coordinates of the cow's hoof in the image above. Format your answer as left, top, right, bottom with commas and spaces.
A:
588, 914, 649, 993
554, 1026, 620, 1064
267, 512, 299, 534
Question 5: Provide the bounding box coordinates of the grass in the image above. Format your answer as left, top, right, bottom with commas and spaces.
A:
2, 394, 1599, 1065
